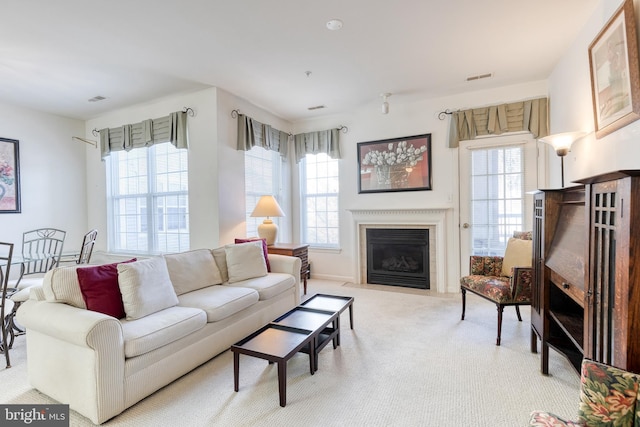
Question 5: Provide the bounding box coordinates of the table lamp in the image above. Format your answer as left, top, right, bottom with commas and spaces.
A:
250, 195, 285, 245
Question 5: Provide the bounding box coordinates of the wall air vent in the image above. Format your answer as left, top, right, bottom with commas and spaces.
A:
88, 95, 107, 102
307, 105, 326, 111
466, 73, 493, 82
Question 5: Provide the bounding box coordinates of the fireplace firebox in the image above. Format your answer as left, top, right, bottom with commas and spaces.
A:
366, 228, 429, 289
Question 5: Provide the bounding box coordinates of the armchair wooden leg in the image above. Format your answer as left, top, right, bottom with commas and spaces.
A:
460, 288, 466, 320
496, 304, 504, 346
531, 328, 538, 353
515, 305, 522, 321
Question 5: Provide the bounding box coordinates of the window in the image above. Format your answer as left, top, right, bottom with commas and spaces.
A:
244, 147, 282, 238
300, 153, 339, 248
470, 145, 525, 256
107, 143, 189, 254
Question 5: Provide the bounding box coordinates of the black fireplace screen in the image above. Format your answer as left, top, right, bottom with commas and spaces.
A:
366, 228, 429, 289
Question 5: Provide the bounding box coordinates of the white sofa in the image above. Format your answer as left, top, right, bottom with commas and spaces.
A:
17, 243, 301, 424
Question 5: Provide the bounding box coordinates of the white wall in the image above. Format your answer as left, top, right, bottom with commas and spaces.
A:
548, 0, 640, 185
0, 101, 86, 271
292, 80, 548, 290
85, 87, 294, 253
215, 89, 293, 246
85, 88, 221, 252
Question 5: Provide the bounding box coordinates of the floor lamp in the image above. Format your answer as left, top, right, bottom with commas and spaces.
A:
539, 132, 587, 187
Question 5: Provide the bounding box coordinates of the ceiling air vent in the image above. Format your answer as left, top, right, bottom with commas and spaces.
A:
466, 73, 493, 82
307, 105, 326, 111
88, 95, 107, 102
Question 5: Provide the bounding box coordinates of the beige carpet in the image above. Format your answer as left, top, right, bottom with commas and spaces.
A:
0, 279, 580, 426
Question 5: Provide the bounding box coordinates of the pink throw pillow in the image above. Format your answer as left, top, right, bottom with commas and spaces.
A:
77, 259, 136, 318
234, 238, 271, 272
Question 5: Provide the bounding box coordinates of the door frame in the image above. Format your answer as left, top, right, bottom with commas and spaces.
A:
457, 133, 546, 276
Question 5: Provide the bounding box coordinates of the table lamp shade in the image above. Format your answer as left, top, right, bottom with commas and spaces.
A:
250, 196, 285, 245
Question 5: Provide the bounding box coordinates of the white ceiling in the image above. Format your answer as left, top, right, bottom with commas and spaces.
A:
0, 0, 599, 122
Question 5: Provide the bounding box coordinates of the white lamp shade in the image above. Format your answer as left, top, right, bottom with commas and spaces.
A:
251, 196, 284, 245
539, 131, 587, 157
250, 195, 285, 218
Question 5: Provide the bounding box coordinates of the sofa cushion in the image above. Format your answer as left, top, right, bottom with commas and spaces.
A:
164, 249, 223, 295
118, 257, 179, 320
224, 272, 294, 301
76, 259, 136, 318
42, 265, 86, 308
234, 238, 271, 272
211, 247, 229, 283
225, 241, 268, 283
120, 306, 207, 358
177, 285, 259, 322
501, 237, 533, 277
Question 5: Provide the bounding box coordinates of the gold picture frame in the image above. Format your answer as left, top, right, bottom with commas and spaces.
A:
588, 0, 640, 139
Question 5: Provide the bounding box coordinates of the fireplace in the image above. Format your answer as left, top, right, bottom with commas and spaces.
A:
366, 228, 429, 289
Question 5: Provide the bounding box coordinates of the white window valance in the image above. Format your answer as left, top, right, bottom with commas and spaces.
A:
99, 111, 188, 159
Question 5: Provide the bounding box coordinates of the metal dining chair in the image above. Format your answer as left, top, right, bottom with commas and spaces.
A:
11, 228, 66, 290
58, 229, 98, 265
76, 229, 98, 264
6, 228, 66, 348
0, 242, 15, 368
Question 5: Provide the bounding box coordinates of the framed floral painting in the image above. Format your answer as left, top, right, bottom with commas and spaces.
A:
0, 138, 21, 213
357, 134, 432, 194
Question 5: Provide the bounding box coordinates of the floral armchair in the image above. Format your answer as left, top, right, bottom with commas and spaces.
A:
460, 231, 533, 345
530, 358, 640, 426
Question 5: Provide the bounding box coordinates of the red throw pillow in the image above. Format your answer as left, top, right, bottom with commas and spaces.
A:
234, 238, 271, 272
77, 259, 136, 318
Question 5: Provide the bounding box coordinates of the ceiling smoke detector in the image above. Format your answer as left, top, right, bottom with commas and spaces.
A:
326, 19, 343, 31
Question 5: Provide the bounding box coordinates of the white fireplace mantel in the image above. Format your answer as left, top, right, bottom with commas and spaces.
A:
348, 208, 450, 293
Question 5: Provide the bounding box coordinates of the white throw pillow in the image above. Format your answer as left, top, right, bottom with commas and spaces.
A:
225, 241, 268, 283
501, 237, 533, 277
118, 257, 179, 320
164, 249, 223, 295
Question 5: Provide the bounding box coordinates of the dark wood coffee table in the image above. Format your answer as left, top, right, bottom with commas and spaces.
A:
271, 306, 339, 372
231, 294, 355, 407
300, 294, 354, 345
231, 324, 315, 407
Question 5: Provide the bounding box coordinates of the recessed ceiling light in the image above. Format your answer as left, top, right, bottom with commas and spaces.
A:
326, 19, 343, 31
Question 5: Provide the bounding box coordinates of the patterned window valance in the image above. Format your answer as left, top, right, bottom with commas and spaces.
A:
99, 111, 188, 159
236, 113, 290, 158
448, 97, 549, 148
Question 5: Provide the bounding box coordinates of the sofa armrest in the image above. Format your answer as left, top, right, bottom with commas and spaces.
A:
268, 254, 302, 302
17, 299, 123, 348
17, 299, 126, 424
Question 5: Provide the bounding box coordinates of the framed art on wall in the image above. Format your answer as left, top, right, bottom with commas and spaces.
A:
0, 137, 21, 213
588, 0, 640, 139
357, 133, 432, 194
